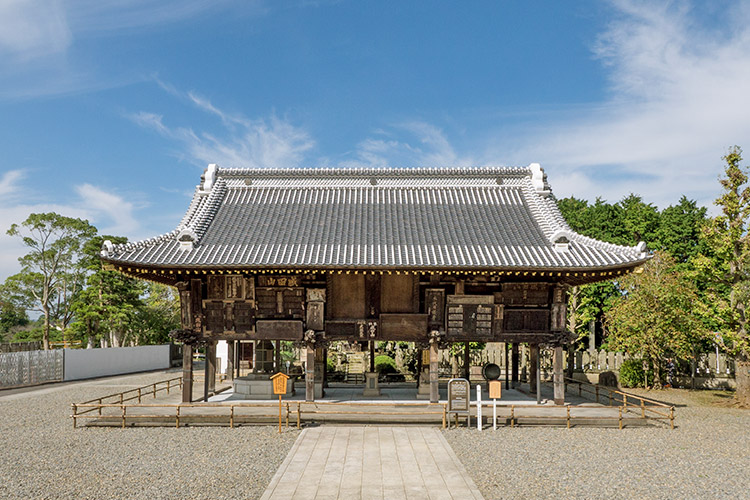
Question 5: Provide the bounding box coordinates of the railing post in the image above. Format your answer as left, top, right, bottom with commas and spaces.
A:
670, 407, 674, 430
98, 398, 102, 416
566, 406, 570, 428
618, 407, 623, 429
230, 406, 234, 429
297, 402, 301, 429
138, 388, 141, 403
153, 383, 157, 398
176, 406, 180, 428
641, 399, 646, 418
511, 405, 515, 428
120, 393, 123, 405
442, 404, 447, 429
72, 404, 77, 429
623, 394, 627, 412
121, 405, 126, 429
167, 379, 171, 395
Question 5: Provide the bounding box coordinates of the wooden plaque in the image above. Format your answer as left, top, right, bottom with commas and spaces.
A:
270, 372, 290, 395
446, 295, 494, 338
255, 320, 303, 340
489, 380, 502, 399
380, 314, 428, 341
425, 288, 445, 326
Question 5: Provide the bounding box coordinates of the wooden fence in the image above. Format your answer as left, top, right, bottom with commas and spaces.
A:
0, 341, 43, 353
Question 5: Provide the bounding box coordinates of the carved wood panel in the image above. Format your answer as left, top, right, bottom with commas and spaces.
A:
256, 287, 304, 318
425, 289, 445, 326
446, 295, 494, 338
503, 309, 550, 332
501, 284, 551, 306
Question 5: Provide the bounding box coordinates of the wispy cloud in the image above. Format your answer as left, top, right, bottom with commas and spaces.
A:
496, 0, 750, 208
0, 171, 146, 280
75, 183, 139, 236
130, 87, 315, 168
0, 1, 262, 99
0, 0, 71, 61
342, 122, 474, 168
0, 170, 24, 198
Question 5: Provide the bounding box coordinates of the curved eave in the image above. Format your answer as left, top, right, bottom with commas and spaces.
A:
102, 255, 650, 286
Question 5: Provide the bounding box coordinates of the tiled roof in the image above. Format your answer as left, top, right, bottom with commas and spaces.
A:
101, 165, 649, 270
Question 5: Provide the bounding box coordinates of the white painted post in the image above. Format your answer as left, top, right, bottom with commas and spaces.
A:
493, 399, 497, 430
476, 384, 482, 431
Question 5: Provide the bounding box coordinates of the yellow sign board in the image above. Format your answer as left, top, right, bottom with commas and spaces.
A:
489, 380, 502, 399
270, 372, 290, 395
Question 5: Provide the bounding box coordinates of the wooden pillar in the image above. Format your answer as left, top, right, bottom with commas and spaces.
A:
553, 346, 565, 405
275, 340, 281, 372
463, 341, 470, 380
511, 343, 519, 387
305, 345, 315, 402
205, 340, 216, 402
369, 341, 375, 372
226, 341, 235, 380
181, 344, 193, 403
505, 342, 510, 390
529, 344, 538, 393
430, 341, 439, 403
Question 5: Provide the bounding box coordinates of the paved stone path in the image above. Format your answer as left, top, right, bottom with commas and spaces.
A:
260, 426, 484, 500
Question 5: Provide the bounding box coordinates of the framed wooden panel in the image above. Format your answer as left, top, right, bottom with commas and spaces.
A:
204, 301, 224, 333
501, 284, 551, 306
233, 302, 255, 333
503, 309, 550, 332
381, 274, 415, 313
329, 274, 365, 319
255, 320, 303, 340
380, 314, 428, 342
324, 320, 357, 339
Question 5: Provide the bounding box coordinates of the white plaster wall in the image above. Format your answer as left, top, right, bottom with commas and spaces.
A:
216, 340, 228, 374
63, 345, 171, 381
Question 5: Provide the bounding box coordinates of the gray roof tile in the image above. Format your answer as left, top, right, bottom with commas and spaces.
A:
102, 166, 649, 270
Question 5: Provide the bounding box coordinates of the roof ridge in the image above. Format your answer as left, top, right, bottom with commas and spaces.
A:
217, 166, 529, 177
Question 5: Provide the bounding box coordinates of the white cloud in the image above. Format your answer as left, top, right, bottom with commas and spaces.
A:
0, 170, 24, 198
130, 89, 315, 169
0, 1, 262, 99
75, 183, 138, 236
0, 172, 145, 282
495, 0, 750, 209
0, 0, 71, 61
343, 122, 474, 168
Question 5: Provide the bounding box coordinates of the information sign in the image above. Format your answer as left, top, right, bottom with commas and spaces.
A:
448, 378, 470, 413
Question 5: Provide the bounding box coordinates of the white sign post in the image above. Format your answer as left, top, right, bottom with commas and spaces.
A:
476, 385, 482, 431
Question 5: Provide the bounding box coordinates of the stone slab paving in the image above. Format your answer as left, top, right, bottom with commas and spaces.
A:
260, 426, 484, 500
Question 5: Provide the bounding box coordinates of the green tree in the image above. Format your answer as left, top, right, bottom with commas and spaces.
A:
0, 300, 29, 342
604, 252, 708, 388
653, 196, 707, 264
69, 236, 145, 347
130, 282, 180, 345
700, 146, 750, 406
5, 213, 96, 349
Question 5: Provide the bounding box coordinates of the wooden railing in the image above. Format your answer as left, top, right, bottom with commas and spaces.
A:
71, 400, 448, 429
564, 377, 675, 429
71, 376, 183, 423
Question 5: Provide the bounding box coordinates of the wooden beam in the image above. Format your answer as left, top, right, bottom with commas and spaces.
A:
181, 344, 193, 403
553, 346, 564, 405
430, 341, 439, 403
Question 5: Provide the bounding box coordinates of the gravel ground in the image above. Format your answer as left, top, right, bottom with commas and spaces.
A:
444, 388, 750, 500
0, 371, 299, 500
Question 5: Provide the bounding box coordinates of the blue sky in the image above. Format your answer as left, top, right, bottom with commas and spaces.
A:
1, 0, 749, 280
